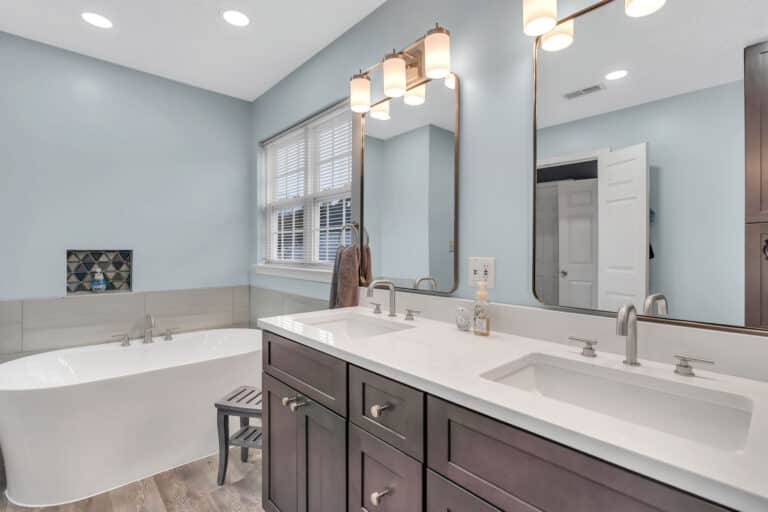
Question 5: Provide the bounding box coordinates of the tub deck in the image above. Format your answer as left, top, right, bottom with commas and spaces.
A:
1, 448, 264, 512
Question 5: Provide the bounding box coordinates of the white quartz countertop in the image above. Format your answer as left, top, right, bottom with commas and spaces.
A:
258, 307, 768, 512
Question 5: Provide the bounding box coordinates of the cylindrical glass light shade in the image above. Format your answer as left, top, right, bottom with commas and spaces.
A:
523, 0, 557, 36
444, 73, 456, 90
625, 0, 666, 17
425, 25, 451, 79
349, 73, 371, 113
383, 52, 407, 98
404, 84, 426, 106
541, 20, 573, 52
370, 101, 391, 120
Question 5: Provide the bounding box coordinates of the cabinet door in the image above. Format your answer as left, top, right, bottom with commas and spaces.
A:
746, 42, 768, 223
263, 373, 299, 512
426, 471, 510, 512
297, 396, 346, 512
746, 223, 768, 327
348, 424, 422, 512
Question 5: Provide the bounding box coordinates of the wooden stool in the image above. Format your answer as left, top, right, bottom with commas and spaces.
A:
215, 386, 263, 485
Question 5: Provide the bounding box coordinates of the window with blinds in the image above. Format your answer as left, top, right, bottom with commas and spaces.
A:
264, 105, 353, 265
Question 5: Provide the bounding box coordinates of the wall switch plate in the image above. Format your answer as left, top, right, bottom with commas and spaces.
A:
469, 257, 495, 288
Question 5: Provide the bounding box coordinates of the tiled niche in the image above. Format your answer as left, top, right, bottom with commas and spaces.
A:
66, 250, 133, 294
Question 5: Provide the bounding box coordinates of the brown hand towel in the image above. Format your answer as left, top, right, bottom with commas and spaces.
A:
359, 244, 372, 287
335, 245, 361, 308
329, 245, 344, 308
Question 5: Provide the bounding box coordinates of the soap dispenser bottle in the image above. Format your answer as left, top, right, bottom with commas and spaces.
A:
473, 281, 490, 336
92, 266, 107, 293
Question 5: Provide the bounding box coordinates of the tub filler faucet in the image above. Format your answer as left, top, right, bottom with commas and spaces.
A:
144, 314, 156, 344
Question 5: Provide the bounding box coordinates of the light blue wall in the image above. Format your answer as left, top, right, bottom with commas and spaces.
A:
0, 32, 252, 300
365, 127, 431, 283
428, 126, 456, 290
537, 82, 745, 325
251, 0, 542, 304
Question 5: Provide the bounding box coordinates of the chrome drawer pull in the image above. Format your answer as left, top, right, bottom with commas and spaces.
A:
369, 403, 391, 418
281, 396, 298, 407
370, 488, 391, 506
289, 400, 308, 412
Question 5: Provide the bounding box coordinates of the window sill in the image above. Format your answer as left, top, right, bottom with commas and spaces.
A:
252, 263, 333, 283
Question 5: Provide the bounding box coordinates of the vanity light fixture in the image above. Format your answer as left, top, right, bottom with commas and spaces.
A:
605, 69, 629, 81
625, 0, 666, 17
541, 19, 574, 52
221, 10, 250, 27
523, 0, 558, 36
349, 72, 372, 113
383, 52, 407, 98
444, 73, 456, 90
370, 101, 391, 120
81, 12, 113, 29
404, 84, 426, 106
424, 24, 451, 79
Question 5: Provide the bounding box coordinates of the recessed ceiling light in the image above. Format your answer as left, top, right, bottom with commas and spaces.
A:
605, 70, 629, 81
222, 10, 250, 27
81, 12, 113, 29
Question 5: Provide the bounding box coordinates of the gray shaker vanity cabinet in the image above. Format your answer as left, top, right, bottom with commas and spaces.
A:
348, 424, 423, 512
426, 396, 730, 512
262, 372, 346, 512
426, 471, 509, 512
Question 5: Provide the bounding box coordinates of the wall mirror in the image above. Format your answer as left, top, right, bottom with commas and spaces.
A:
534, 0, 768, 332
357, 69, 459, 294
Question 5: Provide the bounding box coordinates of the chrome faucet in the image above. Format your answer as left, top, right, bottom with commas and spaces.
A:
616, 304, 640, 366
643, 293, 669, 316
414, 276, 437, 290
144, 314, 156, 344
367, 279, 396, 317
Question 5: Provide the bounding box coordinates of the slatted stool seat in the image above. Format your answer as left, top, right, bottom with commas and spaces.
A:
215, 386, 263, 485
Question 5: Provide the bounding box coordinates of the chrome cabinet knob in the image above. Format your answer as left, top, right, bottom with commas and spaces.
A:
289, 400, 308, 412
560, 269, 568, 277
673, 355, 714, 377
370, 488, 391, 506
369, 403, 391, 418
281, 396, 298, 407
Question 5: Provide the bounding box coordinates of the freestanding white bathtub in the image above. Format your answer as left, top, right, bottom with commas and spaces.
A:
0, 328, 262, 507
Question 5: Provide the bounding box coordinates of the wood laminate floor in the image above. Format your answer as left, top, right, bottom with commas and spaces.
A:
0, 449, 264, 512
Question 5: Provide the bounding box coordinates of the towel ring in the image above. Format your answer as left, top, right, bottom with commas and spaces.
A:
340, 224, 360, 247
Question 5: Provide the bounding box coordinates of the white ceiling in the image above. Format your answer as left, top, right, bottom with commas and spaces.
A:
0, 0, 386, 101
366, 79, 455, 140
537, 0, 768, 127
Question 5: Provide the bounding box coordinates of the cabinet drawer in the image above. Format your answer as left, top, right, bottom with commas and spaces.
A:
349, 365, 425, 460
349, 424, 422, 512
263, 331, 347, 417
427, 397, 730, 512
427, 470, 510, 512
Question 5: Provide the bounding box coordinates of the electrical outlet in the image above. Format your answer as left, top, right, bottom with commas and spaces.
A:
468, 257, 495, 288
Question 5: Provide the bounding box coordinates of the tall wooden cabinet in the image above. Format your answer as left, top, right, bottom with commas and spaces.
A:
745, 42, 768, 327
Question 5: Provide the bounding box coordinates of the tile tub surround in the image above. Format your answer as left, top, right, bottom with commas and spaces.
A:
0, 286, 250, 360
66, 250, 133, 294
260, 308, 768, 512
361, 288, 768, 383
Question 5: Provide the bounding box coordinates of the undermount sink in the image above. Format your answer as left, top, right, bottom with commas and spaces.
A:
301, 312, 413, 340
481, 354, 753, 451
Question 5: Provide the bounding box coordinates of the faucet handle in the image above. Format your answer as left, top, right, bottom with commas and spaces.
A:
673, 354, 714, 377
404, 308, 421, 321
369, 302, 382, 314
568, 337, 598, 358
112, 334, 131, 347
162, 328, 178, 341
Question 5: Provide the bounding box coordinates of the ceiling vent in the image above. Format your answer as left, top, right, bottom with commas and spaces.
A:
563, 83, 606, 100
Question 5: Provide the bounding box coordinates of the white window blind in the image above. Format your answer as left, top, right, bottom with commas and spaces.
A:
265, 105, 353, 265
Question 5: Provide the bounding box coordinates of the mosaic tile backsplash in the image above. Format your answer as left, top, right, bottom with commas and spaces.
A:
66, 250, 133, 294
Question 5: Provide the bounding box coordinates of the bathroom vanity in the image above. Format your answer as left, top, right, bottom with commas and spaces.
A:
258, 308, 767, 512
